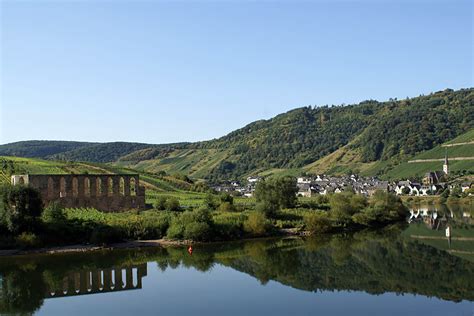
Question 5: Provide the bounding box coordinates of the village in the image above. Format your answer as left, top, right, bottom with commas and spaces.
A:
212, 154, 473, 198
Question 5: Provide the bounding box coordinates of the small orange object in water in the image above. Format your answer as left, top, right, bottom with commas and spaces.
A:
188, 246, 193, 255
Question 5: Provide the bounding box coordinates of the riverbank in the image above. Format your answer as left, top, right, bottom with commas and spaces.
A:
0, 228, 305, 257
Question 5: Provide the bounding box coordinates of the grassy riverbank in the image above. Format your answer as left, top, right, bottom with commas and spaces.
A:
0, 181, 410, 251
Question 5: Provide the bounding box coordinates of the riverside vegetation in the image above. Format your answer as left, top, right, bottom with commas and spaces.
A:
0, 176, 409, 250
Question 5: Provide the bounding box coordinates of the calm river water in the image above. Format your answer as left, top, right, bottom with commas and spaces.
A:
1, 211, 473, 315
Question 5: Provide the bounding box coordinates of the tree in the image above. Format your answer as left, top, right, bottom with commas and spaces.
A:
402, 187, 411, 195
165, 198, 181, 212
154, 196, 167, 210
0, 185, 43, 234
254, 176, 298, 216
41, 201, 65, 223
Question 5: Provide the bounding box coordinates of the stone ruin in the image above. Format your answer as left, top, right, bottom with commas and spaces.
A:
11, 174, 146, 212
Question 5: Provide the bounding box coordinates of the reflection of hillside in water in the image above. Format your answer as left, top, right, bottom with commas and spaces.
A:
0, 227, 473, 315
45, 264, 147, 299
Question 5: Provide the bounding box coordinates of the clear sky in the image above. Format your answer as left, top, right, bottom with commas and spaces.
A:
0, 0, 472, 145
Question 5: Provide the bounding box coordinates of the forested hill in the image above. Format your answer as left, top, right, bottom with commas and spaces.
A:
0, 88, 472, 180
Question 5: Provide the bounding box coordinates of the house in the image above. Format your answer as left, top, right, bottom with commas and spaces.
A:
297, 183, 318, 197
461, 182, 472, 193
247, 176, 261, 184
297, 177, 312, 184
422, 171, 444, 185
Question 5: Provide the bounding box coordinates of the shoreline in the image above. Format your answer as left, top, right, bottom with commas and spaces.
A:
0, 239, 195, 258
0, 230, 304, 258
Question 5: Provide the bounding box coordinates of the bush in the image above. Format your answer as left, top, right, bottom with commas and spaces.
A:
243, 212, 272, 236
0, 185, 43, 234
212, 212, 245, 239
89, 226, 121, 245
183, 222, 211, 241
255, 200, 278, 218
41, 202, 65, 223
154, 197, 167, 210
305, 212, 333, 234
352, 191, 408, 227
254, 176, 298, 213
166, 207, 214, 241
218, 202, 236, 212
15, 232, 40, 249
166, 198, 181, 212
219, 193, 234, 204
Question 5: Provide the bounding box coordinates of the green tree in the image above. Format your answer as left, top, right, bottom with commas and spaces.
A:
254, 176, 298, 216
41, 201, 65, 223
165, 198, 181, 212
154, 196, 167, 210
0, 185, 43, 234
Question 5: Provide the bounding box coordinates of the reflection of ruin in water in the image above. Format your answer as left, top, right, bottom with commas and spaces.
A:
46, 264, 147, 299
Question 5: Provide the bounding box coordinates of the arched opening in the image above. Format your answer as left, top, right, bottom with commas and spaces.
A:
130, 178, 137, 196
84, 177, 91, 197
96, 178, 102, 196
18, 177, 25, 185
119, 177, 125, 196
72, 177, 79, 197
108, 177, 114, 196
48, 177, 54, 198
60, 177, 67, 197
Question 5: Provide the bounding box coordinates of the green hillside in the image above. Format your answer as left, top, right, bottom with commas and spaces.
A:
382, 129, 474, 179
0, 88, 473, 181
0, 156, 197, 205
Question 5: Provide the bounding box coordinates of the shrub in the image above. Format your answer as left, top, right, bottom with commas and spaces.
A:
41, 202, 65, 223
154, 197, 167, 210
166, 198, 181, 212
89, 226, 121, 245
254, 176, 298, 212
218, 202, 236, 212
166, 219, 185, 239
243, 212, 272, 236
255, 200, 278, 218
219, 193, 234, 204
0, 185, 43, 234
212, 212, 245, 239
183, 222, 211, 241
305, 212, 333, 234
15, 232, 40, 249
352, 191, 409, 227
166, 207, 213, 240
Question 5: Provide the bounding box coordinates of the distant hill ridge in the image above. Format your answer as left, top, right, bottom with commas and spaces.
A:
1, 87, 473, 180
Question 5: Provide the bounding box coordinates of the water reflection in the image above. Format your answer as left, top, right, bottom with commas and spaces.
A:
0, 227, 473, 315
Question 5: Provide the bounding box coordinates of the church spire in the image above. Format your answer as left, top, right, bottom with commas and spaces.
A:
443, 148, 449, 175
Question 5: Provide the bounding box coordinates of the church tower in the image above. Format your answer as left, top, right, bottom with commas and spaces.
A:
443, 149, 449, 175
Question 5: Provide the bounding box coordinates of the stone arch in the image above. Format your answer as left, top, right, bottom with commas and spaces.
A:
48, 177, 54, 198
130, 177, 137, 196
84, 177, 91, 197
119, 177, 125, 196
60, 177, 67, 197
96, 178, 102, 196
72, 177, 79, 197
108, 177, 114, 196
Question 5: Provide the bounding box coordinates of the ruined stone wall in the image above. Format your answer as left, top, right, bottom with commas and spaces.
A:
11, 174, 146, 212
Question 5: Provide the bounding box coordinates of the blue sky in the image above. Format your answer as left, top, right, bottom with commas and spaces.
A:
0, 0, 472, 145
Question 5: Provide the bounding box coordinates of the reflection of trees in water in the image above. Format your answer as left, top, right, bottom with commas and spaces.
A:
1, 229, 474, 314
214, 228, 474, 302
0, 266, 46, 315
